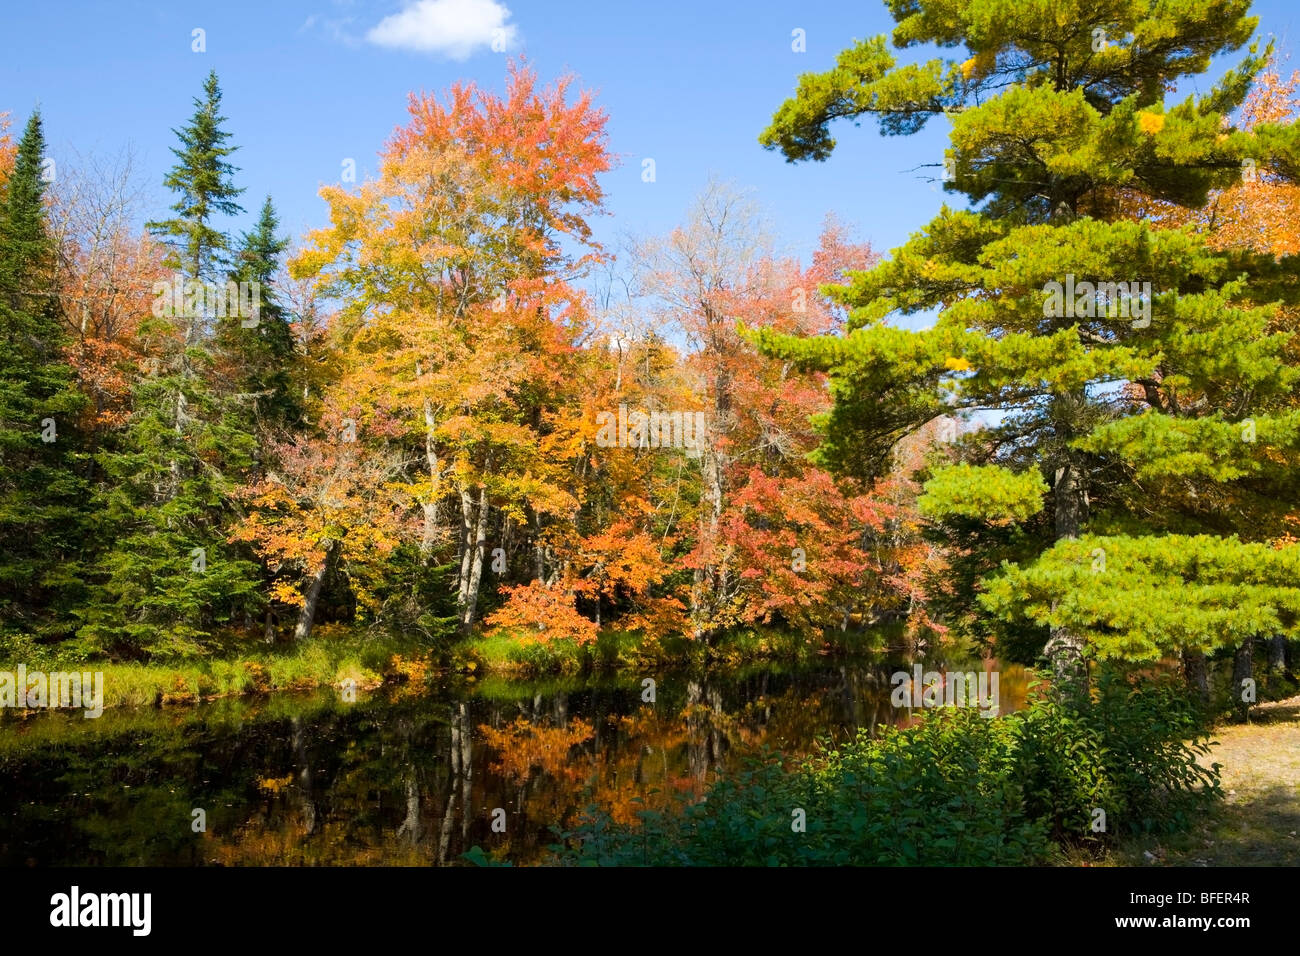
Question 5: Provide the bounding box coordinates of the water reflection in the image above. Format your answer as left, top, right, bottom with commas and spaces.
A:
0, 657, 1030, 866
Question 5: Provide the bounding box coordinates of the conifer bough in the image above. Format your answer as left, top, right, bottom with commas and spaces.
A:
754, 0, 1300, 695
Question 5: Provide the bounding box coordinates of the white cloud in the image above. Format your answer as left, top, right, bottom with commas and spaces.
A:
366, 0, 517, 59
301, 12, 362, 45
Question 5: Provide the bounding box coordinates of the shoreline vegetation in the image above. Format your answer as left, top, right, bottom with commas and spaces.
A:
2, 623, 1291, 725
0, 624, 897, 713
529, 670, 1225, 866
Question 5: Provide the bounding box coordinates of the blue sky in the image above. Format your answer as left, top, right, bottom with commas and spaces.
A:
3, 0, 1299, 284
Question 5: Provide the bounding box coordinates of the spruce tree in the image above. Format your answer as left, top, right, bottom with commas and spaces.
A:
147, 69, 244, 281
79, 75, 260, 660
0, 111, 87, 638
217, 195, 302, 433
754, 0, 1300, 696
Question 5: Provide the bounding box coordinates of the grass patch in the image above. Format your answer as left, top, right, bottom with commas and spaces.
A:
0, 627, 438, 713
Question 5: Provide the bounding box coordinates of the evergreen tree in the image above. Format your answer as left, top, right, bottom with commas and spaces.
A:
754, 0, 1300, 696
75, 353, 261, 659
0, 111, 87, 637
146, 70, 244, 281
216, 195, 302, 433
78, 76, 261, 660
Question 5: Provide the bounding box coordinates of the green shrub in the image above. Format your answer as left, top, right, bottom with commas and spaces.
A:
0, 632, 68, 671
552, 707, 1049, 866
1011, 669, 1219, 842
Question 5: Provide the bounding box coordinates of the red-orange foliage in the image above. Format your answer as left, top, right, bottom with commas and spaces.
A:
484, 581, 600, 646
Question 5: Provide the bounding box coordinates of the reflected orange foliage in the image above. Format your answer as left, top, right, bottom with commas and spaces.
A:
479, 718, 594, 784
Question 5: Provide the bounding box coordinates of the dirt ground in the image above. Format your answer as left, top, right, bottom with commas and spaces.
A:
1117, 695, 1300, 866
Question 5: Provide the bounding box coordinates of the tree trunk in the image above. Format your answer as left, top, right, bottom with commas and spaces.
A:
457, 489, 474, 607
293, 541, 333, 642
692, 422, 726, 641
686, 352, 731, 643
1046, 452, 1088, 697
290, 716, 317, 836
395, 775, 421, 845
1268, 634, 1288, 674
437, 705, 461, 864
420, 504, 439, 557
459, 486, 490, 632
530, 508, 545, 582
1232, 636, 1255, 721
686, 680, 707, 782
1181, 648, 1209, 709
457, 702, 473, 841
420, 399, 440, 559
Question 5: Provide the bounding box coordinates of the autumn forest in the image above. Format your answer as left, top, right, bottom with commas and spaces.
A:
3, 0, 1300, 878
0, 66, 952, 668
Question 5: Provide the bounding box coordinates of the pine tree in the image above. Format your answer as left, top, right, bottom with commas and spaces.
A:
214, 196, 303, 643
0, 111, 88, 637
754, 0, 1300, 696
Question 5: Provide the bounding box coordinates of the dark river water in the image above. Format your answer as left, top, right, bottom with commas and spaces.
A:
0, 656, 1030, 865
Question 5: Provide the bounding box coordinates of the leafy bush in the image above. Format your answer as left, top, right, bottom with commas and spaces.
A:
553, 708, 1049, 866
1011, 669, 1220, 842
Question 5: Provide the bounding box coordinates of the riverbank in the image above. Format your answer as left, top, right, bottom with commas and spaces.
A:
0, 655, 988, 865
0, 627, 423, 711
0, 642, 1285, 867
0, 625, 897, 714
